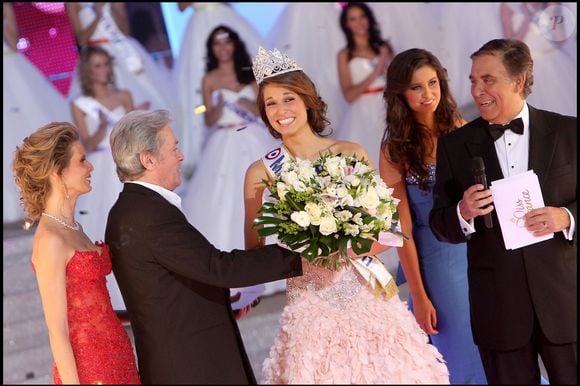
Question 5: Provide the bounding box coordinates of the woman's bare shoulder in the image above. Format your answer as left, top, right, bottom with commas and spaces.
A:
330, 140, 366, 157
245, 158, 269, 182
32, 228, 72, 267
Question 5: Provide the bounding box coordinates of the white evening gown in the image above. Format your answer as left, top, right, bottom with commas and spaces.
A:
3, 40, 72, 223
68, 4, 176, 114
73, 96, 126, 311
172, 3, 266, 178
333, 57, 386, 169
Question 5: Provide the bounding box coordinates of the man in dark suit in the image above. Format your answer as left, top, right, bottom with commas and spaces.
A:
429, 39, 576, 384
105, 109, 303, 384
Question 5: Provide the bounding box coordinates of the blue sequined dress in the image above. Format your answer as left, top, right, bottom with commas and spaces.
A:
400, 164, 487, 384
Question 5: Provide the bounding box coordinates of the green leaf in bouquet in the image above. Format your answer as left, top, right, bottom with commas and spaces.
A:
362, 215, 375, 225
259, 207, 279, 215
284, 193, 303, 211
258, 203, 278, 215
350, 236, 374, 255
319, 234, 338, 251
337, 237, 349, 256
257, 226, 281, 238
344, 205, 367, 216
283, 231, 310, 246
302, 240, 320, 262
317, 239, 331, 257
308, 224, 320, 237
252, 216, 285, 226
292, 238, 312, 250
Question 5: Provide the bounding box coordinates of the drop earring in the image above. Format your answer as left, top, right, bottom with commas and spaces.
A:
62, 182, 70, 200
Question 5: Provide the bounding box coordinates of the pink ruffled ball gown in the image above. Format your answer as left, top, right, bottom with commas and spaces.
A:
261, 257, 450, 384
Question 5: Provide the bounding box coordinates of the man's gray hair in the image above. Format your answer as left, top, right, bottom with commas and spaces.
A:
110, 109, 171, 182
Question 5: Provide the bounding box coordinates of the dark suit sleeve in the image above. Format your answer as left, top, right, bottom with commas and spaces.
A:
144, 211, 302, 288
429, 135, 470, 244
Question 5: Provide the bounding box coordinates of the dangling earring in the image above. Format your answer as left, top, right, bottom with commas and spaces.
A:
62, 181, 70, 200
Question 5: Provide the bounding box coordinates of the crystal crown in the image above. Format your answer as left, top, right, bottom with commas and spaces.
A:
252, 47, 303, 85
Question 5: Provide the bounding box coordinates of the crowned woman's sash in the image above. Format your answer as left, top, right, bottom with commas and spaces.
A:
261, 146, 398, 300
261, 146, 289, 180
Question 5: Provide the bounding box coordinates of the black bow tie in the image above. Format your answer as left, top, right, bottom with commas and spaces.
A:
487, 117, 524, 141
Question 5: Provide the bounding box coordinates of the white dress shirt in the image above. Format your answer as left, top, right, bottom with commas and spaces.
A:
128, 180, 183, 211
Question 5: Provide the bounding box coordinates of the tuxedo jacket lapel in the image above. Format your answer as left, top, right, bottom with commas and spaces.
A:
528, 105, 556, 189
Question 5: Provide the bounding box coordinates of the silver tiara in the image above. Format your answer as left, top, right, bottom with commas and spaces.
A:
252, 47, 303, 85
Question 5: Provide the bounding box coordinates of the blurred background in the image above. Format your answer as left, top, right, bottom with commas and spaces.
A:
3, 2, 576, 384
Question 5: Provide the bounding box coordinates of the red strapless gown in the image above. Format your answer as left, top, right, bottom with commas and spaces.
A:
47, 243, 140, 384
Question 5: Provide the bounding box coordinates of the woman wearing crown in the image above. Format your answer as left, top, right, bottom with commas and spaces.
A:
244, 47, 449, 384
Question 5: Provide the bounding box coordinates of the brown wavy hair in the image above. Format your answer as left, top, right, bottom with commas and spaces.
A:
381, 48, 462, 191
12, 122, 79, 222
256, 70, 330, 139
78, 46, 117, 97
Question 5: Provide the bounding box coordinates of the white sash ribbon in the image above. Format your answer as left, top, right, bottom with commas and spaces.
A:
350, 255, 398, 300
74, 96, 122, 150
222, 99, 264, 127
74, 96, 118, 126
95, 4, 144, 74
262, 146, 289, 180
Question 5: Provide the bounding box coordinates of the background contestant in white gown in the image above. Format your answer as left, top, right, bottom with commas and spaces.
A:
335, 3, 394, 169
71, 46, 141, 313
180, 26, 275, 307
66, 3, 175, 118
267, 3, 346, 131
173, 2, 266, 179
4, 3, 72, 224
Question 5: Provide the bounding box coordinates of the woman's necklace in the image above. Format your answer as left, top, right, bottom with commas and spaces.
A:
41, 212, 80, 231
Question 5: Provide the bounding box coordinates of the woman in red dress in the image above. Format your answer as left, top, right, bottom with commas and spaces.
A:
12, 122, 140, 384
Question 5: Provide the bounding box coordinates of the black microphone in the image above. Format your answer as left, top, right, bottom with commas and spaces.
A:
471, 157, 493, 229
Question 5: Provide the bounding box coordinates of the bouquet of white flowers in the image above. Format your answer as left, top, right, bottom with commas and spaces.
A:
253, 151, 407, 271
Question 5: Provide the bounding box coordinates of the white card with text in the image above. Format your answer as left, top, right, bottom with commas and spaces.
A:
490, 170, 553, 250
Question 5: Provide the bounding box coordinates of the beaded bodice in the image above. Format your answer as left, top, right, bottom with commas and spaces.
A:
405, 163, 436, 186
405, 163, 436, 228
287, 258, 364, 309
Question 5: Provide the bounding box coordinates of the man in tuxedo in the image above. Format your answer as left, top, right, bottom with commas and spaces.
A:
105, 109, 302, 384
429, 39, 576, 384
